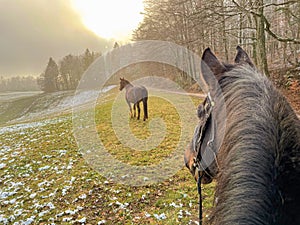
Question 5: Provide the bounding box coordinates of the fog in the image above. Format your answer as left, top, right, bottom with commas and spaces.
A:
0, 0, 113, 77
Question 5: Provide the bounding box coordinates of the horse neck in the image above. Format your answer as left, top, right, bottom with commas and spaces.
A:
213, 118, 281, 224
212, 71, 300, 224
124, 82, 133, 91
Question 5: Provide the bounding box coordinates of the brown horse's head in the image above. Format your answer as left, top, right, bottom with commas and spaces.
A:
119, 77, 129, 91
184, 46, 254, 184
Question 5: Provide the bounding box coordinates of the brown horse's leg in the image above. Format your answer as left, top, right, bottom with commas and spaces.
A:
143, 97, 148, 121
133, 104, 136, 118
127, 101, 133, 118
137, 102, 141, 120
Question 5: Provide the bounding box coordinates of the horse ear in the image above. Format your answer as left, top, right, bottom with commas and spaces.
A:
234, 46, 254, 67
200, 48, 226, 97
201, 48, 226, 81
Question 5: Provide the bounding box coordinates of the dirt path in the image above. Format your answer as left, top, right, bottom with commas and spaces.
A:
154, 88, 300, 119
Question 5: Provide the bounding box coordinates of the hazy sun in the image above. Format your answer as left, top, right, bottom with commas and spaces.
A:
71, 0, 144, 40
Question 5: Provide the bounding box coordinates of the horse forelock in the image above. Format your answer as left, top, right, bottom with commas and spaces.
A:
210, 64, 300, 224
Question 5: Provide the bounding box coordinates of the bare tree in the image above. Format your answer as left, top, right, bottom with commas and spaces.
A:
133, 0, 300, 82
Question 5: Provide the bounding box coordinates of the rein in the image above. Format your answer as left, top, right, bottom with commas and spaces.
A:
193, 92, 215, 225
197, 170, 203, 224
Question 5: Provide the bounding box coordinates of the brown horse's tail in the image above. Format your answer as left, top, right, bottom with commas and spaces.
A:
143, 97, 148, 121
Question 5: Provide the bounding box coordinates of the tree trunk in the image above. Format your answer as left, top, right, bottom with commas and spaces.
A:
255, 0, 270, 76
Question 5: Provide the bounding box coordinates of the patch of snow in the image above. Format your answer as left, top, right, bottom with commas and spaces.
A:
57, 150, 67, 156
22, 173, 30, 177
23, 216, 36, 225
47, 202, 55, 209
0, 118, 67, 135
0, 163, 6, 169
34, 203, 44, 209
78, 207, 84, 211
0, 91, 41, 101
70, 177, 76, 184
185, 210, 191, 216
98, 220, 106, 224
39, 210, 49, 217
178, 210, 183, 219
14, 209, 23, 217
169, 202, 183, 208
62, 188, 69, 196
121, 174, 129, 179
154, 213, 167, 220
10, 181, 24, 188
66, 161, 73, 170
38, 165, 51, 171
0, 215, 8, 224
144, 212, 151, 218
0, 146, 12, 155
37, 180, 53, 188
3, 198, 16, 204
78, 194, 87, 200
11, 86, 115, 123
0, 191, 16, 199
62, 217, 73, 222
76, 217, 86, 223
65, 208, 79, 215
56, 212, 64, 217
115, 201, 129, 209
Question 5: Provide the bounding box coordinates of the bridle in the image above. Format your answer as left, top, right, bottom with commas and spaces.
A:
192, 92, 216, 224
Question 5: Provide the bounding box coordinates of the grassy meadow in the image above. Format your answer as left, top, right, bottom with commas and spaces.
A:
0, 88, 215, 224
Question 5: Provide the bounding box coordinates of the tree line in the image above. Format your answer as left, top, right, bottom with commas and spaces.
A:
37, 49, 101, 93
0, 49, 102, 93
0, 76, 40, 92
132, 0, 300, 80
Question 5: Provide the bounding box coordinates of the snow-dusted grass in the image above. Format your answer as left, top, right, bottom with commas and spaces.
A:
0, 86, 116, 125
0, 91, 42, 102
0, 90, 215, 224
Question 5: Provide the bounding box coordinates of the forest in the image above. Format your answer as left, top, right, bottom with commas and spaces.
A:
132, 0, 299, 86
37, 49, 101, 93
0, 76, 40, 92
0, 49, 101, 92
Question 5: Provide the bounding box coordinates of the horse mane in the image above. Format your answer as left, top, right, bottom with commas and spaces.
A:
122, 78, 132, 86
211, 64, 300, 224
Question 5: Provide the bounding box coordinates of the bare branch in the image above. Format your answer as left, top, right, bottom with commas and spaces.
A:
263, 14, 300, 44
232, 0, 300, 44
263, 1, 298, 9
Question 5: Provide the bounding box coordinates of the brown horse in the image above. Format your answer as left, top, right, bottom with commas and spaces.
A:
119, 77, 148, 121
184, 46, 300, 224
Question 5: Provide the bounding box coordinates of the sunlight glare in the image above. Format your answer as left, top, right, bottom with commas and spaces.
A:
71, 0, 144, 40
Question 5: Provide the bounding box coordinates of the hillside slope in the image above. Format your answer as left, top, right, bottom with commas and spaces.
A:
0, 86, 115, 125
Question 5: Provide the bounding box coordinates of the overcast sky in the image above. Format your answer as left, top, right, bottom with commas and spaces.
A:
0, 0, 114, 77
